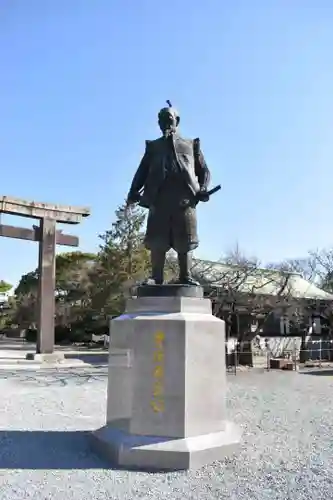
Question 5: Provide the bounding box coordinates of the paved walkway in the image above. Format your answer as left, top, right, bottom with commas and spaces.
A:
1, 367, 333, 499
0, 339, 109, 368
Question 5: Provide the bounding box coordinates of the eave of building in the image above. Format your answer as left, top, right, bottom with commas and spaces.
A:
191, 259, 333, 302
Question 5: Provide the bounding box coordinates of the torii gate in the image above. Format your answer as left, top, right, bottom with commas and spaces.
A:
0, 196, 90, 361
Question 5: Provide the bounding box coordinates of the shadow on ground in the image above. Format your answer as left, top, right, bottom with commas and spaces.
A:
65, 353, 108, 365
0, 346, 30, 351
299, 369, 333, 376
0, 430, 108, 469
0, 430, 180, 472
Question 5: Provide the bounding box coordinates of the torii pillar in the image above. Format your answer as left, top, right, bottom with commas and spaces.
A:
0, 196, 90, 362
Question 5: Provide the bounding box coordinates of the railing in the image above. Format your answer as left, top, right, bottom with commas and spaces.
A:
225, 339, 333, 375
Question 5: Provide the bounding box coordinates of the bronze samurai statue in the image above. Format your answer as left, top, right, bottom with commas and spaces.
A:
127, 101, 219, 286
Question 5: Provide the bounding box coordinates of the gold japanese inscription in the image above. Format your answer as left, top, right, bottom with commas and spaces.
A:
151, 330, 165, 413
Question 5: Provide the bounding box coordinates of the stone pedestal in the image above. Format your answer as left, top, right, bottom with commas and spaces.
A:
26, 352, 66, 363
91, 285, 241, 470
25, 352, 85, 367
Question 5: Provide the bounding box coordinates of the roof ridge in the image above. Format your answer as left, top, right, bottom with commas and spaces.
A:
192, 257, 302, 277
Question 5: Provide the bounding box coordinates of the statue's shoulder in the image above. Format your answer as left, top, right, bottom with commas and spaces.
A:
176, 135, 201, 154
176, 135, 200, 145
178, 136, 192, 144
145, 137, 164, 145
144, 137, 162, 151
144, 135, 201, 151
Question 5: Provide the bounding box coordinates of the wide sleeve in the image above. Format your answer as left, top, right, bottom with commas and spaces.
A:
193, 138, 211, 189
127, 140, 151, 200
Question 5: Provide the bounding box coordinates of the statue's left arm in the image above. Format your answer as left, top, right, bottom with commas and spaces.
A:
194, 138, 210, 191
127, 140, 151, 204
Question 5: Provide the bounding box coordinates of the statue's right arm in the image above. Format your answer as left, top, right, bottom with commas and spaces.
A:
127, 141, 151, 204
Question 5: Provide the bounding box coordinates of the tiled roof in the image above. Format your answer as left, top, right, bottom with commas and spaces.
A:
191, 259, 333, 301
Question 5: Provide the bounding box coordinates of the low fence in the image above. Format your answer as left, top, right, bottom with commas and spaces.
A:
91, 334, 109, 348
225, 339, 333, 375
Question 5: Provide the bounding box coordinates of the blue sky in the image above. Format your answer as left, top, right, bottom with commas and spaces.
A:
1, 0, 333, 286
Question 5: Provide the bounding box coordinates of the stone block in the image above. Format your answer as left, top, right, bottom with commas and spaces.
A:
270, 358, 287, 369
270, 358, 294, 371
26, 352, 66, 363
282, 361, 294, 371
25, 352, 85, 367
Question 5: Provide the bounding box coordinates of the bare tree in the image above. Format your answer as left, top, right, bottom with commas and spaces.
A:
164, 245, 333, 341
273, 255, 317, 283
281, 249, 333, 336
190, 247, 299, 341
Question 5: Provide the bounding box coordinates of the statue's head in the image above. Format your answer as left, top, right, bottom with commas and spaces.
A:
158, 100, 180, 135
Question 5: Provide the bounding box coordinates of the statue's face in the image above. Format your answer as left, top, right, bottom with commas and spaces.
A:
158, 109, 178, 135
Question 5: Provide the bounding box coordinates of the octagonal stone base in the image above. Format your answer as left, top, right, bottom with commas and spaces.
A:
91, 292, 241, 470
92, 421, 241, 470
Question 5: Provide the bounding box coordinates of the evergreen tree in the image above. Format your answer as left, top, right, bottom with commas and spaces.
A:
90, 202, 150, 316
0, 280, 12, 293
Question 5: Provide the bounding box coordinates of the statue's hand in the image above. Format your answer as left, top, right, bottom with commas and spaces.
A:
127, 191, 141, 205
197, 187, 210, 203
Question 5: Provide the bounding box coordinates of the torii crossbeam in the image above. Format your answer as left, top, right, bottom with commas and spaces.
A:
0, 196, 90, 360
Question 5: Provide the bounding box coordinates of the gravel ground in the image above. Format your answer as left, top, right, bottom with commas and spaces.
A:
1, 367, 333, 500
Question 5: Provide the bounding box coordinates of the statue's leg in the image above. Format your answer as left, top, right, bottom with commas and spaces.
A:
177, 251, 200, 286
177, 251, 191, 282
172, 205, 200, 286
145, 205, 170, 285
150, 249, 166, 285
